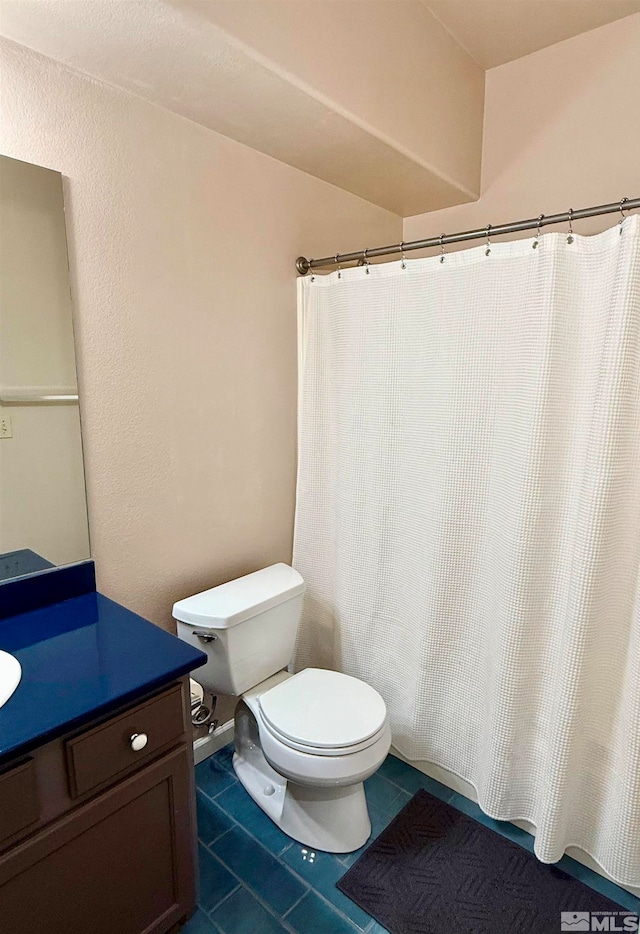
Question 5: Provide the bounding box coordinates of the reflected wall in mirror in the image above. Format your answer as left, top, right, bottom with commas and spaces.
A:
0, 154, 90, 582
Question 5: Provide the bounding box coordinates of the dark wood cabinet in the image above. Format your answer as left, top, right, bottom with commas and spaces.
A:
0, 759, 39, 846
65, 682, 186, 799
0, 681, 197, 934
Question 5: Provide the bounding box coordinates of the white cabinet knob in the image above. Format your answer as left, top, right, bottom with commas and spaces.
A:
130, 732, 148, 752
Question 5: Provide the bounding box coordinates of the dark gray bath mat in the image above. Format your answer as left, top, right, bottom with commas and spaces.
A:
337, 789, 629, 934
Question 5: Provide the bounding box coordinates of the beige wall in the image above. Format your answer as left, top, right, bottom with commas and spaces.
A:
0, 38, 401, 628
404, 13, 640, 246
0, 155, 89, 566
2, 10, 637, 625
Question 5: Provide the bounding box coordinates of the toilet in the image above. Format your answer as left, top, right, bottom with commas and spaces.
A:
173, 563, 391, 853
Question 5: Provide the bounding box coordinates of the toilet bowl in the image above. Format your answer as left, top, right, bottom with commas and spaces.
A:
173, 564, 391, 853
236, 669, 391, 852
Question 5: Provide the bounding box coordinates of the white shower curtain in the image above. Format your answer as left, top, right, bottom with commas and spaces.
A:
293, 217, 640, 887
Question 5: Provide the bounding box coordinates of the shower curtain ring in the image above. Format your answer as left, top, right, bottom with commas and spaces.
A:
567, 208, 574, 244
440, 233, 447, 263
485, 225, 492, 257
363, 248, 370, 273
335, 254, 342, 279
400, 242, 406, 269
619, 197, 629, 234
309, 259, 315, 282
533, 214, 544, 249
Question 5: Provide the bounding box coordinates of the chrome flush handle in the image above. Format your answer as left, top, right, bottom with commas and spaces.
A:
192, 630, 217, 643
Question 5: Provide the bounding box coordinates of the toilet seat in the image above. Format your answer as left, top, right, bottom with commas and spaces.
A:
259, 715, 388, 756
240, 669, 393, 798
258, 668, 387, 756
256, 708, 392, 788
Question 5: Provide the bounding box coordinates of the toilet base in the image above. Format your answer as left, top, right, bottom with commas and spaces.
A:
232, 707, 372, 853
280, 776, 371, 854
233, 750, 371, 854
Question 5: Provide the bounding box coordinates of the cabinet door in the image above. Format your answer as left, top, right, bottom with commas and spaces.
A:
0, 746, 196, 934
0, 758, 39, 848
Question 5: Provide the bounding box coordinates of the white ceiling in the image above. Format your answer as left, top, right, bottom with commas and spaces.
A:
0, 0, 484, 216
424, 0, 640, 68
2, 0, 639, 215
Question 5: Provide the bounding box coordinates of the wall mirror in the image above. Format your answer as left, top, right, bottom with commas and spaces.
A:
0, 154, 90, 583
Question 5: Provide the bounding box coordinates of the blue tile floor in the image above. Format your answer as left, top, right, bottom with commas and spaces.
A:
184, 744, 640, 933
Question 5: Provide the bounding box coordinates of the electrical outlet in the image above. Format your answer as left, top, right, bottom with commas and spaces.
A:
0, 415, 13, 438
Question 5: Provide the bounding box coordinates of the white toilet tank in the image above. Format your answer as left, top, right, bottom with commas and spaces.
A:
173, 564, 305, 696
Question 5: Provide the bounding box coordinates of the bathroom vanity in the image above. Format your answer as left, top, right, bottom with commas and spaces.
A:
0, 562, 206, 933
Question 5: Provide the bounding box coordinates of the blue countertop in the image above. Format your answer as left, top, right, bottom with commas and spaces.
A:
0, 591, 206, 764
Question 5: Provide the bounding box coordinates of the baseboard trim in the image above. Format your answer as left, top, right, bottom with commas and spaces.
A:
193, 719, 234, 765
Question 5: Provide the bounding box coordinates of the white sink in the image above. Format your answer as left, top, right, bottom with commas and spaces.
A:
0, 650, 22, 708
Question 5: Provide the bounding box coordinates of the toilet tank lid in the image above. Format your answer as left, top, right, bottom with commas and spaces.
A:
172, 563, 305, 628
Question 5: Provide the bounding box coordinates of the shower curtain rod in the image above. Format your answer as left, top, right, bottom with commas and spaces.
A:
295, 197, 640, 274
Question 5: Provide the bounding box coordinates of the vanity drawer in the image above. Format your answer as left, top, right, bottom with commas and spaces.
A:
0, 758, 39, 847
65, 683, 185, 798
